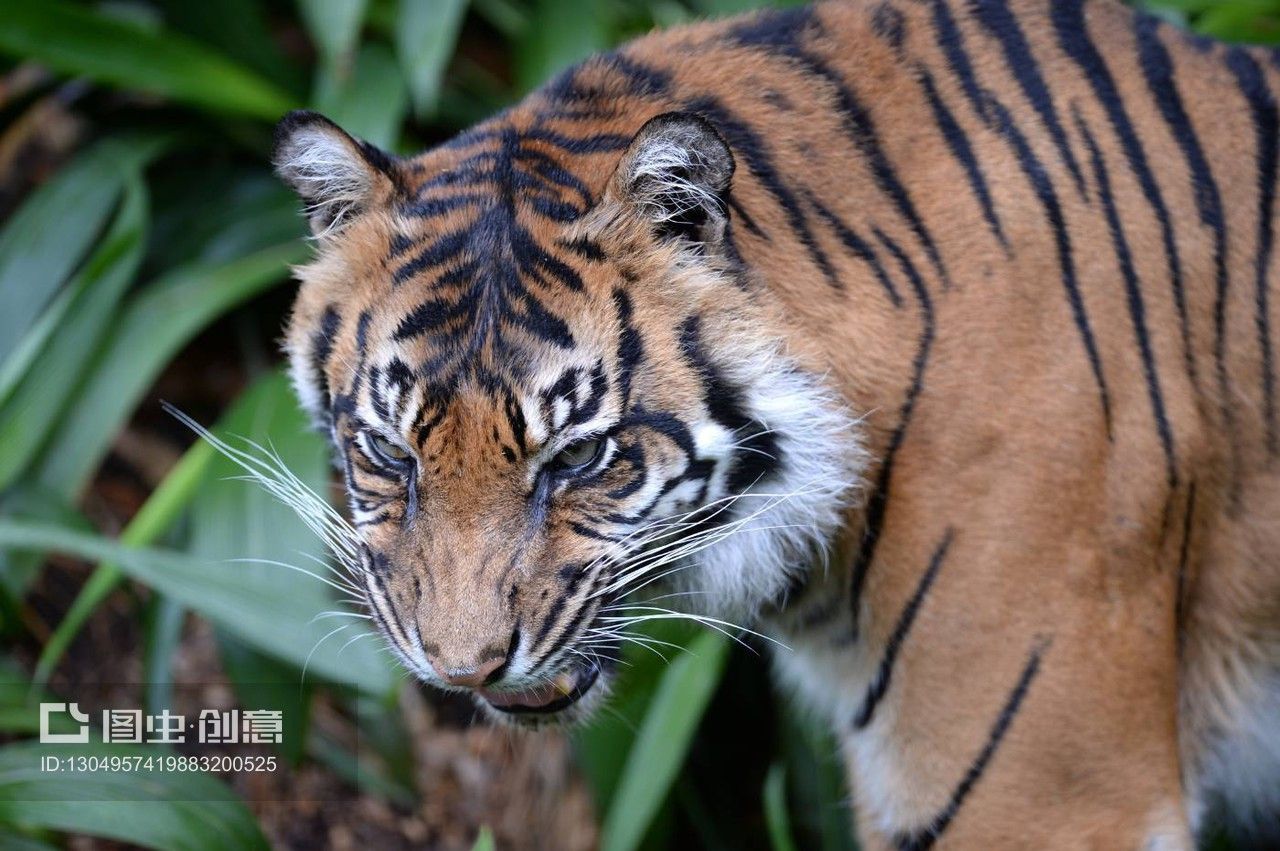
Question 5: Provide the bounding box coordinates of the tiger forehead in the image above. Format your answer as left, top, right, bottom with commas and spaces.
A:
340, 123, 636, 389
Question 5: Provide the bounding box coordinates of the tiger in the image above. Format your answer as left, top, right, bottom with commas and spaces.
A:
270, 0, 1280, 846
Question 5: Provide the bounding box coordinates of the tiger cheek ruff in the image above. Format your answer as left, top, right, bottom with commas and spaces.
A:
272, 1, 1280, 846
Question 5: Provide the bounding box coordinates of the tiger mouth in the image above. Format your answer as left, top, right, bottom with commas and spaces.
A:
477, 660, 601, 715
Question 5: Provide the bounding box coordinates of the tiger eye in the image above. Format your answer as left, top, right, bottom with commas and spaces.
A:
556, 438, 602, 470
370, 434, 411, 464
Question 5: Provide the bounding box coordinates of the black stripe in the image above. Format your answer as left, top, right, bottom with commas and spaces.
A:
310, 305, 341, 416
1225, 46, 1280, 456
530, 564, 587, 657
970, 0, 1087, 200
1052, 0, 1196, 395
1076, 111, 1178, 491
853, 529, 953, 729
613, 289, 644, 407
805, 190, 903, 307
684, 96, 841, 288
894, 639, 1048, 851
849, 228, 935, 638
727, 12, 952, 290
994, 95, 1113, 435
1133, 14, 1240, 492
1175, 481, 1195, 653
916, 68, 1008, 252
929, 2, 1112, 435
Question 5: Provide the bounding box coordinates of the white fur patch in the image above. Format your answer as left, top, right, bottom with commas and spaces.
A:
275, 124, 375, 237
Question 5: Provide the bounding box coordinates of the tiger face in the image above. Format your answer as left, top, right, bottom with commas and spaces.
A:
274, 107, 861, 724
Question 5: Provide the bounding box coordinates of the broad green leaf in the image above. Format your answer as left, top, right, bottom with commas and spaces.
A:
216, 632, 312, 765
152, 0, 304, 93
148, 172, 302, 269
0, 1, 296, 119
0, 741, 267, 851
30, 241, 308, 500
32, 440, 216, 688
0, 136, 164, 367
1197, 4, 1280, 43
186, 370, 336, 749
313, 43, 409, 149
298, 0, 369, 72
598, 631, 730, 851
395, 0, 468, 119
0, 831, 59, 850
0, 177, 149, 491
0, 519, 396, 695
779, 702, 856, 851
515, 0, 611, 93
0, 489, 94, 636
572, 619, 692, 813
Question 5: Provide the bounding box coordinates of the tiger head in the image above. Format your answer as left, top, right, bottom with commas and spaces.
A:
273, 102, 861, 724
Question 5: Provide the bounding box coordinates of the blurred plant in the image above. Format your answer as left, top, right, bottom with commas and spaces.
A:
0, 0, 1266, 848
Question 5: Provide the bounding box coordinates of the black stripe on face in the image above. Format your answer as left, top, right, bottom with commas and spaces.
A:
1132, 14, 1239, 490
310, 306, 342, 419
678, 316, 782, 494
1075, 110, 1178, 492
613, 289, 644, 407
970, 0, 1087, 200
528, 563, 594, 668
1052, 0, 1196, 396
893, 639, 1047, 851
848, 228, 934, 639
853, 529, 952, 729
1224, 46, 1280, 456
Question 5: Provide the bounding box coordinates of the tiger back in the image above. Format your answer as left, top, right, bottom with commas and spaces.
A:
272, 1, 1280, 847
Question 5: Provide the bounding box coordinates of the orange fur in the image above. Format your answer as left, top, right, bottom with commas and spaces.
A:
275, 1, 1280, 846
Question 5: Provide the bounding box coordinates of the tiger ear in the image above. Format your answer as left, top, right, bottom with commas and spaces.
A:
272, 110, 398, 236
614, 112, 735, 247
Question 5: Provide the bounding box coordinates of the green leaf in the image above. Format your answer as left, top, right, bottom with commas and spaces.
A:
471, 827, 496, 851
298, 0, 369, 72
313, 42, 409, 149
515, 0, 611, 93
779, 702, 856, 851
0, 176, 149, 491
0, 741, 267, 851
0, 136, 165, 368
0, 517, 396, 695
0, 1, 296, 119
216, 632, 312, 765
598, 631, 730, 851
763, 763, 799, 851
32, 440, 216, 688
30, 241, 309, 500
152, 0, 304, 93
395, 0, 468, 119
142, 597, 187, 716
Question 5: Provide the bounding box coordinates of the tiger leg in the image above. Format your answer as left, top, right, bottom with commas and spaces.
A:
832, 497, 1193, 849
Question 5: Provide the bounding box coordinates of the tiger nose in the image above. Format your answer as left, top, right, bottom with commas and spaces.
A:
425, 653, 507, 688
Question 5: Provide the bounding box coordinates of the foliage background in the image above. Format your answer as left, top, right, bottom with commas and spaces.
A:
0, 0, 1273, 848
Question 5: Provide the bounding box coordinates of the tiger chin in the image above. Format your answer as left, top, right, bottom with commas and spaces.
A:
271, 0, 1280, 847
